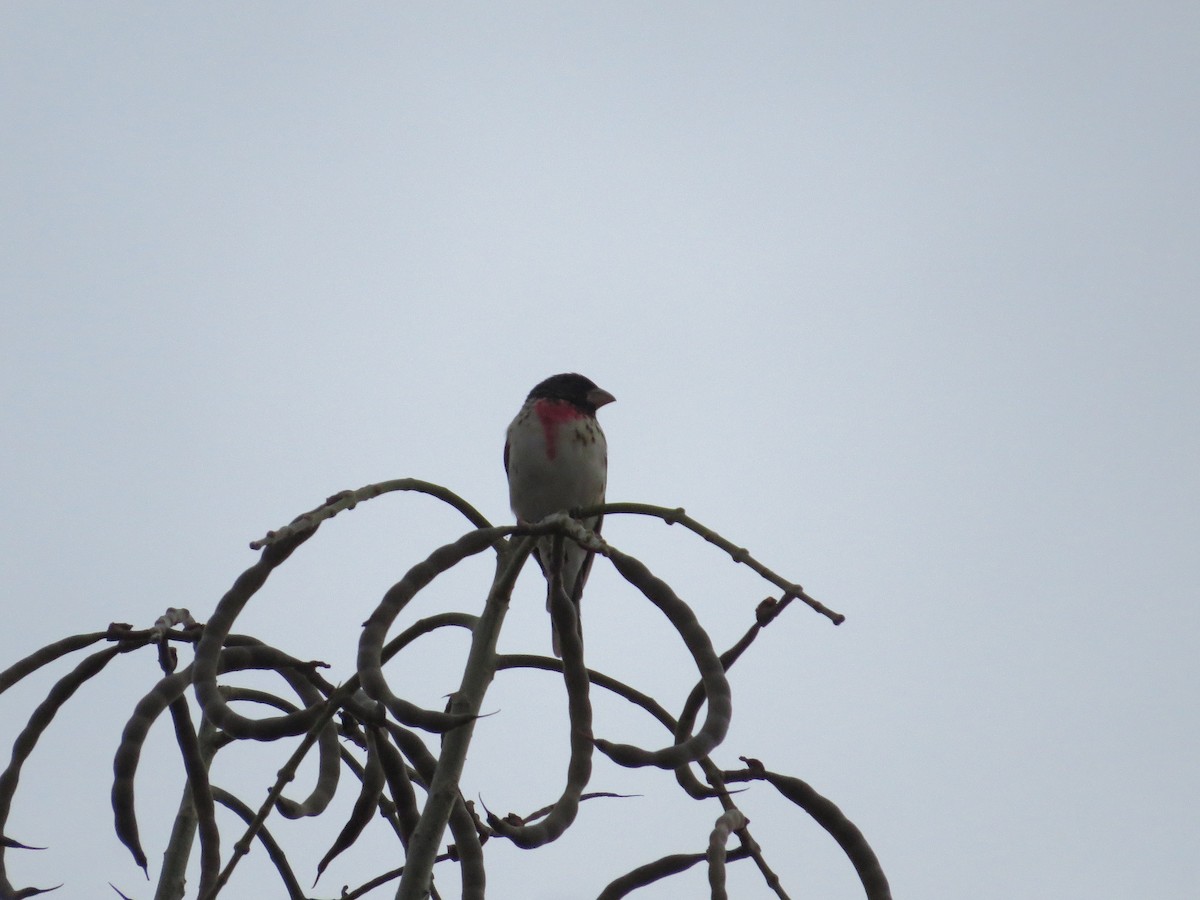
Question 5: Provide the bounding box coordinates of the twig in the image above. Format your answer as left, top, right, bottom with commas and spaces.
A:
578, 502, 844, 624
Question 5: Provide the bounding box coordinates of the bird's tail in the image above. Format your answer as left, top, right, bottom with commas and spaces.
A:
542, 535, 589, 658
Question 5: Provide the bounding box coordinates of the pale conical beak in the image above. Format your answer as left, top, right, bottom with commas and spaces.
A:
588, 387, 616, 408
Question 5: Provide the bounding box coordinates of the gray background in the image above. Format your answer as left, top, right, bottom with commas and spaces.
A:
2, 5, 1196, 898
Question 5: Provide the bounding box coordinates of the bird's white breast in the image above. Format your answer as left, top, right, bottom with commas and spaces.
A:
507, 412, 607, 524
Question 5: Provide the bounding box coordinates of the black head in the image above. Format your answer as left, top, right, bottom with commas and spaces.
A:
527, 373, 616, 413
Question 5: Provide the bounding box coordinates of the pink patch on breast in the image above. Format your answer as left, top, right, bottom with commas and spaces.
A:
534, 399, 587, 461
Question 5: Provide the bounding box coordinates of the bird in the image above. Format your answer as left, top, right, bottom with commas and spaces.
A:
504, 373, 615, 656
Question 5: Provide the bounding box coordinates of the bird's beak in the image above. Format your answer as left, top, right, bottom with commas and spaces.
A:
588, 387, 616, 408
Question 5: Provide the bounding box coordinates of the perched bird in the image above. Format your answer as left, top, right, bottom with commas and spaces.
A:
505, 373, 615, 655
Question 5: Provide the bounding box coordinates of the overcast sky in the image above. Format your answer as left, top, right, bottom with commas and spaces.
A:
2, 5, 1197, 899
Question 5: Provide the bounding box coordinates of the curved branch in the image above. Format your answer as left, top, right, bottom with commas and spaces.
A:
0, 631, 110, 695
315, 726, 386, 881
494, 655, 676, 733
674, 615, 766, 799
488, 547, 593, 847
358, 527, 512, 733
596, 846, 752, 899
210, 788, 306, 900
251, 655, 341, 820
210, 638, 343, 818
112, 667, 190, 871
707, 809, 748, 900
378, 721, 487, 900
594, 549, 731, 769
725, 766, 891, 900
395, 536, 534, 899
192, 531, 323, 741
112, 644, 331, 871
0, 646, 122, 893
165, 694, 220, 899
375, 731, 419, 847
249, 479, 494, 550
383, 612, 478, 660
199, 689, 349, 900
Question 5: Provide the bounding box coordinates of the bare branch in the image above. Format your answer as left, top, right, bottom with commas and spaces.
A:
725, 764, 892, 900
395, 536, 534, 899
315, 726, 387, 882
210, 788, 307, 900
595, 549, 731, 769
707, 809, 748, 900
577, 502, 844, 624
250, 480, 494, 550
0, 632, 110, 695
358, 527, 512, 734
199, 688, 347, 900
0, 646, 123, 893
165, 695, 220, 899
596, 846, 752, 899
487, 537, 594, 848
192, 530, 327, 741
2, 479, 880, 900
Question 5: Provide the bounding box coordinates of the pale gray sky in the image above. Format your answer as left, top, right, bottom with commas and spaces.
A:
2, 5, 1197, 899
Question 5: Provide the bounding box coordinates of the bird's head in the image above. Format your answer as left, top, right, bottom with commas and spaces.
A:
527, 373, 616, 414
